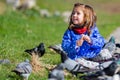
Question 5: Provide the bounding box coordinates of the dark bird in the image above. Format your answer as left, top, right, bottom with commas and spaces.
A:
0, 59, 10, 64
49, 45, 91, 71
116, 43, 120, 48
24, 43, 45, 57
103, 36, 116, 54
80, 70, 107, 80
48, 44, 63, 54
80, 71, 114, 80
48, 44, 93, 76
48, 63, 64, 80
12, 59, 32, 80
103, 61, 118, 76
80, 61, 120, 80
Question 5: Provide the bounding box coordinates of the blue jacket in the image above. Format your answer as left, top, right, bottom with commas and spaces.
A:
62, 26, 105, 60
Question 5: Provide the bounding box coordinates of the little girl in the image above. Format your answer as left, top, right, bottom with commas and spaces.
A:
61, 3, 114, 69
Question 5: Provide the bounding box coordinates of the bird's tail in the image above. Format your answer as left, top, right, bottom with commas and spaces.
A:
109, 36, 115, 43
24, 49, 33, 55
11, 69, 22, 75
48, 44, 64, 54
103, 36, 116, 54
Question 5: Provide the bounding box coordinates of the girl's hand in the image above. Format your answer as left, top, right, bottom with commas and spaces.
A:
83, 35, 91, 43
76, 34, 84, 46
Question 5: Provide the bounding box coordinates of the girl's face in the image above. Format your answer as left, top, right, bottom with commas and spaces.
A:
71, 7, 84, 25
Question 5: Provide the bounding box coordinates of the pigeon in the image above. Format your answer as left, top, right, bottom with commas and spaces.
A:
116, 43, 120, 48
60, 48, 94, 76
48, 42, 118, 73
80, 70, 107, 80
103, 61, 118, 76
80, 61, 119, 80
24, 42, 45, 57
48, 44, 80, 71
48, 44, 94, 74
80, 73, 113, 80
0, 59, 10, 64
12, 59, 32, 80
103, 36, 116, 54
48, 63, 64, 80
48, 44, 64, 54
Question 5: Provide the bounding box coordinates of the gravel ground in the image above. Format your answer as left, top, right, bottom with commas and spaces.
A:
107, 27, 120, 53
108, 27, 120, 43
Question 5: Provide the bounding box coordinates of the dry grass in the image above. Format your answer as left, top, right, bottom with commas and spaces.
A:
30, 53, 57, 76
30, 53, 45, 74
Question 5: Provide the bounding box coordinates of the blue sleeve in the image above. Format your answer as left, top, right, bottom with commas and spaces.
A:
90, 27, 105, 49
61, 29, 78, 59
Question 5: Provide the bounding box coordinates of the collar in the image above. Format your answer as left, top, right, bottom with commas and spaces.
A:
73, 27, 87, 34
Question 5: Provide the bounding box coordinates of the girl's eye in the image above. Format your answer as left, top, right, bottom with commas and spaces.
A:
72, 12, 75, 15
72, 12, 81, 15
77, 12, 80, 15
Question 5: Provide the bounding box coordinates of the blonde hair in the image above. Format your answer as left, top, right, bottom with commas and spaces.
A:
68, 3, 97, 35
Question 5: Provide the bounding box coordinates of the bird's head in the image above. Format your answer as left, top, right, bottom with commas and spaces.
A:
37, 42, 45, 57
57, 63, 65, 70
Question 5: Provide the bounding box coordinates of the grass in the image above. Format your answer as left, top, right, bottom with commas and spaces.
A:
0, 0, 120, 80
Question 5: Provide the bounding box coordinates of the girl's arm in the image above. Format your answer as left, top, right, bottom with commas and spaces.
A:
62, 29, 78, 59
89, 27, 105, 49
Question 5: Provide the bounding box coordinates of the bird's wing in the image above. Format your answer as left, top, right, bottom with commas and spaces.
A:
15, 61, 32, 74
12, 68, 25, 73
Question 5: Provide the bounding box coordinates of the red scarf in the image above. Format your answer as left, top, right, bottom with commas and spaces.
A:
73, 27, 87, 34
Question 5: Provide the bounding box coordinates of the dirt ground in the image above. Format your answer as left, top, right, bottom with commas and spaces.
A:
100, 3, 120, 13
